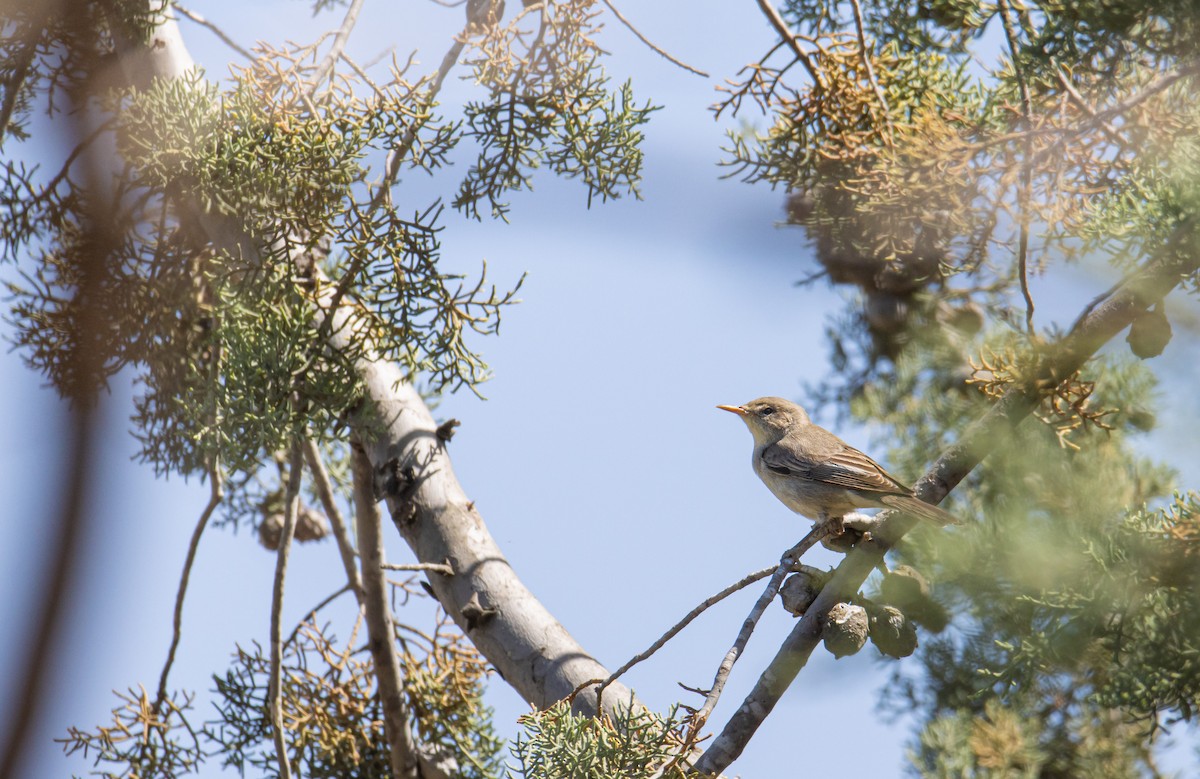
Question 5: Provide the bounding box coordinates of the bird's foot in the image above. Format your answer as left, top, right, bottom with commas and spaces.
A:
819, 512, 846, 537
820, 512, 870, 554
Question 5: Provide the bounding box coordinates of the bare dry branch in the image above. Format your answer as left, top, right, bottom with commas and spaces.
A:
382, 561, 456, 575
352, 443, 420, 778
593, 564, 778, 706
754, 0, 822, 87
303, 439, 364, 600
268, 441, 304, 779
171, 3, 253, 61
599, 0, 708, 77
690, 524, 829, 733
693, 238, 1200, 775
153, 462, 223, 712
312, 0, 367, 92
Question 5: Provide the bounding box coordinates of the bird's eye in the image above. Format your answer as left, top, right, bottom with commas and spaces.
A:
760, 406, 774, 416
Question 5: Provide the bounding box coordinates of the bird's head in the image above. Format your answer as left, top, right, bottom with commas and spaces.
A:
717, 396, 810, 445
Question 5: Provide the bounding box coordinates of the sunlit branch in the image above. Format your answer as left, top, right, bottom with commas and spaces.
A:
754, 0, 822, 88
694, 232, 1200, 775
172, 3, 253, 61
600, 0, 708, 77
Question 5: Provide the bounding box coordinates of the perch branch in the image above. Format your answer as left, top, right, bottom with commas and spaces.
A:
693, 239, 1200, 775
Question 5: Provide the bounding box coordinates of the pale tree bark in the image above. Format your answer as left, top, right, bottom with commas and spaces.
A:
116, 2, 634, 718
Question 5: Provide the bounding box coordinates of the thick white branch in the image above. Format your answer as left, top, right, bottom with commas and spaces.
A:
322, 302, 633, 714
126, 2, 634, 717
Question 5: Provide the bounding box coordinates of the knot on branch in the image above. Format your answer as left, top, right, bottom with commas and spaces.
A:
435, 418, 461, 444
460, 591, 498, 631
378, 457, 419, 525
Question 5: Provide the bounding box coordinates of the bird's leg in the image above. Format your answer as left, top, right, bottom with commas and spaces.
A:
818, 511, 845, 537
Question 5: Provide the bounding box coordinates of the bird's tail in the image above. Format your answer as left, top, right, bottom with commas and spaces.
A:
879, 495, 962, 526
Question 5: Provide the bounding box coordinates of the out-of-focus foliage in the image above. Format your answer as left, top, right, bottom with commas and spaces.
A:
721, 0, 1200, 383
912, 698, 1159, 779
851, 324, 1191, 774
60, 608, 503, 779
507, 699, 691, 779
208, 616, 503, 779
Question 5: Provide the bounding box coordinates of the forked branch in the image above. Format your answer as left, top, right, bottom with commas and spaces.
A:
694, 235, 1200, 775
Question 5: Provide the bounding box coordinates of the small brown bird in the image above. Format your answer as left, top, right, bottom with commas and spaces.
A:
718, 397, 960, 530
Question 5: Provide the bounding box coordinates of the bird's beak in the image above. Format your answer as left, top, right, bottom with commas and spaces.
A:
716, 404, 747, 416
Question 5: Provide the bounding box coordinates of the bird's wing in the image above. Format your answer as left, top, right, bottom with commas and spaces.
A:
760, 439, 912, 496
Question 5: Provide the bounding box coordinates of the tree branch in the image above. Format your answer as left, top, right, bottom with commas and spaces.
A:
599, 0, 708, 78
303, 439, 364, 600
332, 317, 637, 714
171, 2, 253, 61
351, 442, 420, 778
268, 441, 304, 779
153, 462, 223, 713
691, 524, 828, 731
594, 565, 778, 705
122, 0, 637, 722
754, 0, 822, 88
312, 0, 367, 93
382, 561, 456, 575
693, 241, 1200, 775
0, 28, 119, 769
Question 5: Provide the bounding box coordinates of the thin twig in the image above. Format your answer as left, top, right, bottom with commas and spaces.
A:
268, 442, 304, 779
303, 439, 364, 600
592, 565, 778, 705
691, 524, 829, 730
338, 51, 385, 98
316, 31, 468, 345
754, 0, 822, 87
599, 0, 708, 77
998, 0, 1036, 333
1055, 68, 1124, 146
374, 33, 465, 203
0, 25, 40, 144
352, 443, 420, 778
381, 561, 455, 575
171, 3, 253, 61
312, 0, 367, 93
285, 584, 355, 649
153, 462, 223, 711
847, 0, 893, 142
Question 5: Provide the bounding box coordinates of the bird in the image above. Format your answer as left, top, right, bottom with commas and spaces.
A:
718, 396, 961, 532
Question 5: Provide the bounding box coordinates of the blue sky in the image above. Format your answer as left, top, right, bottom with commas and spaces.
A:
3, 2, 1199, 777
